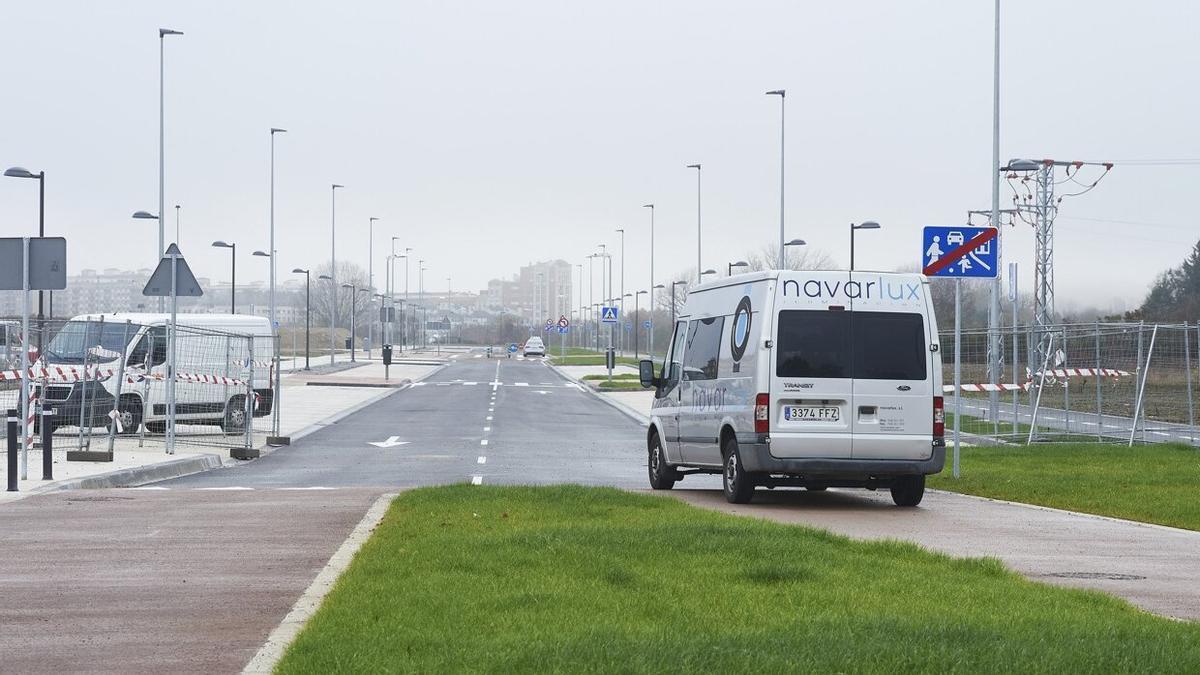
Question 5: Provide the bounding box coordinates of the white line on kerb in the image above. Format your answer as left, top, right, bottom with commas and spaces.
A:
471, 476, 483, 485
477, 456, 487, 464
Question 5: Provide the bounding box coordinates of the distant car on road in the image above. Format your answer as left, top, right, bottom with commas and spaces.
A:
523, 337, 546, 357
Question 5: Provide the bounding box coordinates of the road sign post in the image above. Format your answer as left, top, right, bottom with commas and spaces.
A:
143, 243, 203, 456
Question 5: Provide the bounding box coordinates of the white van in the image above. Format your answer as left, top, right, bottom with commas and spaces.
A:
638, 271, 945, 506
37, 313, 275, 435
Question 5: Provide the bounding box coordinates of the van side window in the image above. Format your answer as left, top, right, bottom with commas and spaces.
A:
682, 316, 724, 381
147, 327, 168, 367
663, 321, 689, 380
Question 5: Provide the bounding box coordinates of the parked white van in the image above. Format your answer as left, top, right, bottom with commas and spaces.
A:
638, 271, 945, 506
37, 313, 275, 435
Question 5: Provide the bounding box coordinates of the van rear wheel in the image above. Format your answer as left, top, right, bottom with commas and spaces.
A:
890, 475, 926, 507
647, 434, 678, 490
722, 437, 755, 504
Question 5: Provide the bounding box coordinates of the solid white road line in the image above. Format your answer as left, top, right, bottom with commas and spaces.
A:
129, 486, 169, 490
486, 415, 493, 421
483, 426, 491, 432
514, 382, 529, 387
477, 456, 487, 464
242, 493, 396, 674
198, 486, 254, 491
480, 439, 489, 446
277, 486, 336, 491
471, 476, 483, 485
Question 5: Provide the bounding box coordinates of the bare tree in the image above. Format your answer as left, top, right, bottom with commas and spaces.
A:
745, 243, 836, 272
310, 260, 373, 334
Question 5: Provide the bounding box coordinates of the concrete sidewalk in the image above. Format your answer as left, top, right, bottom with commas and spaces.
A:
0, 362, 441, 500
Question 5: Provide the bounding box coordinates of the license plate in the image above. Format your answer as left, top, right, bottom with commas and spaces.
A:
784, 406, 840, 422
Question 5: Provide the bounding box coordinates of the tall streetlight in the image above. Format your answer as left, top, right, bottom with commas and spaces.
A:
615, 227, 625, 354
633, 290, 647, 359
701, 269, 717, 278
211, 241, 236, 313
318, 274, 334, 361
727, 260, 749, 276
367, 216, 379, 358
849, 222, 881, 271
341, 283, 366, 362
292, 268, 311, 370
174, 204, 181, 247
4, 167, 46, 345
157, 27, 183, 310
651, 284, 665, 356
784, 238, 807, 270
642, 204, 655, 353
329, 184, 343, 364
686, 164, 702, 282
766, 89, 786, 269
269, 128, 287, 335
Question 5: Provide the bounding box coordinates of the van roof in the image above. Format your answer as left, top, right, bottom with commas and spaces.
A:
688, 269, 925, 293
67, 313, 272, 328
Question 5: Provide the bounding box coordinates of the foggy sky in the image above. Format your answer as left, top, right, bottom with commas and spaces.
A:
2, 1, 1197, 314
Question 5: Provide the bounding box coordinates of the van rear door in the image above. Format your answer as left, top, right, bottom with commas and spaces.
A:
849, 310, 933, 460
769, 309, 853, 459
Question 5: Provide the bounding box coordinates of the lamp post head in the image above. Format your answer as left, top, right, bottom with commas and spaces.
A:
318, 274, 332, 281
270, 127, 287, 135
252, 250, 270, 258
341, 283, 355, 290
686, 164, 701, 170
132, 210, 159, 220
784, 238, 807, 247
291, 268, 308, 275
332, 184, 343, 190
642, 203, 654, 209
653, 284, 665, 290
636, 290, 648, 296
370, 217, 379, 224
1004, 159, 1042, 172
159, 28, 184, 37
673, 280, 687, 287
766, 89, 785, 97
852, 221, 881, 231
4, 167, 37, 179
406, 247, 412, 253
211, 240, 233, 249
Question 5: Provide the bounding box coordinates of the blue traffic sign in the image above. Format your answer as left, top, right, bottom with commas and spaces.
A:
557, 326, 569, 334
642, 320, 652, 329
600, 306, 619, 323
508, 343, 519, 353
921, 226, 998, 278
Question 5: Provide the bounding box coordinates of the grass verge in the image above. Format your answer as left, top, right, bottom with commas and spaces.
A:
550, 355, 640, 367
930, 442, 1200, 530
277, 485, 1200, 673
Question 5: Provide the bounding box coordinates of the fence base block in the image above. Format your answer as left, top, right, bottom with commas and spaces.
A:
67, 450, 114, 462
266, 436, 290, 447
230, 447, 260, 460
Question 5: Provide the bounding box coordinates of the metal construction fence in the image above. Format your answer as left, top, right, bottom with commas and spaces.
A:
942, 321, 1199, 446
1, 316, 280, 463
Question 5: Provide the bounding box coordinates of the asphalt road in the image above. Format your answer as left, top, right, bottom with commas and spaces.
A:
158, 353, 656, 489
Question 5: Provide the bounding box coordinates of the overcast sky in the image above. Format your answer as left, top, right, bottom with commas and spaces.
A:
2, 1, 1197, 313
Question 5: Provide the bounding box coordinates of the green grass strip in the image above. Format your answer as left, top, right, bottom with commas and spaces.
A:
930, 442, 1200, 530
278, 485, 1200, 673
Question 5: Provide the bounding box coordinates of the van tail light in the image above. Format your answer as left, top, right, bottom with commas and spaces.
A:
933, 396, 945, 439
755, 393, 770, 434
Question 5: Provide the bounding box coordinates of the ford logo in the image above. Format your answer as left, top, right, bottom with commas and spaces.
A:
896, 385, 911, 391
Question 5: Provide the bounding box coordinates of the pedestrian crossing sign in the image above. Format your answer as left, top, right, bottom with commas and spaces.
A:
600, 306, 619, 323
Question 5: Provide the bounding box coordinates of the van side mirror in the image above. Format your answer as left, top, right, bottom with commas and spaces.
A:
638, 359, 658, 389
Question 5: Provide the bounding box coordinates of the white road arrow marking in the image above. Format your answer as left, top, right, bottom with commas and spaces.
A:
369, 436, 410, 448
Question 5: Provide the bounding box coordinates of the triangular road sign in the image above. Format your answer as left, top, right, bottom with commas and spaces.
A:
143, 245, 203, 297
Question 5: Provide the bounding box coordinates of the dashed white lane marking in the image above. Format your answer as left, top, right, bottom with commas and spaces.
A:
540, 382, 555, 385
488, 407, 494, 412
471, 476, 483, 485
486, 415, 493, 421
129, 486, 169, 490
463, 382, 478, 386
483, 426, 491, 432
514, 382, 529, 387
473, 354, 483, 358
477, 456, 487, 464
480, 439, 489, 446
198, 486, 254, 491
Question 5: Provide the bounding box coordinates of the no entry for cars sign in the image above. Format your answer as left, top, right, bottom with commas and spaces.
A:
921, 226, 998, 278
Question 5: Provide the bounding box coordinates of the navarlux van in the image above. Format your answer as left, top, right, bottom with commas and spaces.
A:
37, 313, 275, 434
638, 271, 944, 506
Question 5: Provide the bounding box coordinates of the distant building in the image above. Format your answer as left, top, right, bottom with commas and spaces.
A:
483, 259, 573, 322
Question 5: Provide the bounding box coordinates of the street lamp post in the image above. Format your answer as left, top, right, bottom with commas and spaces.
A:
367, 217, 379, 359
671, 280, 688, 326
158, 27, 183, 311
329, 184, 343, 364
634, 290, 647, 359
849, 221, 881, 271
642, 204, 655, 355
269, 128, 287, 335
766, 90, 786, 269
728, 260, 749, 276
292, 268, 311, 370
686, 164, 702, 282
341, 284, 366, 362
651, 284, 664, 356
318, 274, 333, 362
4, 167, 46, 348
616, 228, 625, 355
211, 241, 236, 313
174, 204, 181, 248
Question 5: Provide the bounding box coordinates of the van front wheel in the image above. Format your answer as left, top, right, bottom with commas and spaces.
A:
647, 434, 678, 490
722, 437, 755, 504
890, 475, 926, 507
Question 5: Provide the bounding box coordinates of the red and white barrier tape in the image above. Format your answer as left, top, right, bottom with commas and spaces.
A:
1031, 367, 1131, 378
943, 382, 1028, 393
1, 365, 250, 388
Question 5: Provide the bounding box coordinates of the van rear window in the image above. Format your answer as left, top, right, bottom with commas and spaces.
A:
776, 311, 926, 380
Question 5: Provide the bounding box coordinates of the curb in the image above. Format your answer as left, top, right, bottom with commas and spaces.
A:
47, 453, 226, 491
